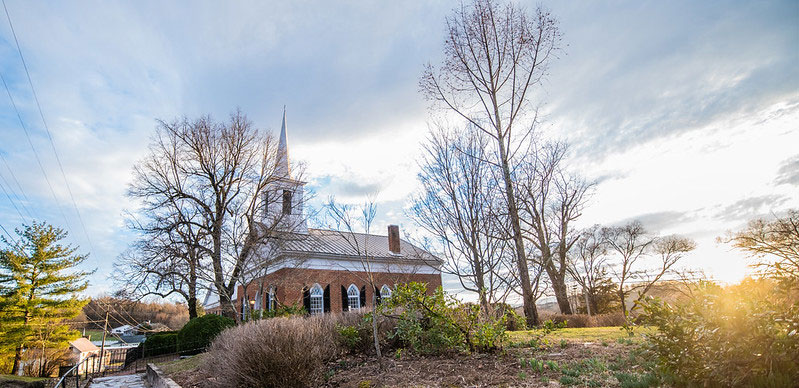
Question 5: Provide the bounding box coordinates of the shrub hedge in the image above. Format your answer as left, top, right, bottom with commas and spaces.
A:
177, 314, 235, 354
142, 331, 178, 357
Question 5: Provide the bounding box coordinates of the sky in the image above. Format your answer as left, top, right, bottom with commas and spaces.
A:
0, 0, 796, 298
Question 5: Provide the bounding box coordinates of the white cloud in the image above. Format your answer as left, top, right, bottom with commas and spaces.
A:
0, 0, 795, 296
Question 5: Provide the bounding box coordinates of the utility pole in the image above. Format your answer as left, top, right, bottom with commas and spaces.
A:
99, 311, 108, 374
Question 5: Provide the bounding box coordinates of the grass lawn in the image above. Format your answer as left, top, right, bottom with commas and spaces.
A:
157, 353, 206, 375
82, 329, 105, 341
508, 326, 656, 344
0, 374, 47, 382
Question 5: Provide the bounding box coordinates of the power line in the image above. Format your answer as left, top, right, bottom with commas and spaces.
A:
0, 221, 18, 247
0, 70, 74, 235
0, 176, 30, 223
0, 152, 35, 218
2, 0, 96, 254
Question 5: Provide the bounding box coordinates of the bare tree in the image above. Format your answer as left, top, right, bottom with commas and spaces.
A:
516, 140, 593, 314
721, 209, 799, 283
566, 225, 609, 316
115, 205, 204, 318
410, 126, 513, 314
127, 111, 302, 319
629, 235, 696, 312
601, 221, 655, 316
325, 197, 384, 360
421, 0, 561, 327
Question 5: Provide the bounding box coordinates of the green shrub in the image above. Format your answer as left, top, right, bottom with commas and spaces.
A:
493, 303, 526, 330
380, 282, 506, 354
336, 324, 362, 353
177, 314, 235, 353
142, 332, 178, 357
640, 279, 799, 387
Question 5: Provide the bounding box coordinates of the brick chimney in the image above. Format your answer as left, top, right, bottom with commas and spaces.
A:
388, 225, 401, 254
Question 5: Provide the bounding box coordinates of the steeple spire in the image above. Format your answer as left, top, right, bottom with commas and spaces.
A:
277, 106, 290, 178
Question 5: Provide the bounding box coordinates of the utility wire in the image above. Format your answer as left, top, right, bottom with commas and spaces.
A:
0, 152, 35, 218
0, 221, 18, 246
0, 177, 30, 223
0, 70, 74, 235
2, 0, 96, 254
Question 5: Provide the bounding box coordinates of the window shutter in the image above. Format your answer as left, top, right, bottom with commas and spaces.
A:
302, 287, 311, 314
323, 285, 331, 313
360, 285, 366, 308
273, 287, 278, 309
375, 286, 382, 305
341, 285, 348, 311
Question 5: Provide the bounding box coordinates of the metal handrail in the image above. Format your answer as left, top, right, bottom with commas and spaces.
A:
53, 353, 97, 388
52, 341, 209, 388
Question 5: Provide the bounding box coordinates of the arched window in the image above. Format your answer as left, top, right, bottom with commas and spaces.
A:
380, 285, 392, 300
310, 283, 324, 315
347, 284, 360, 311
267, 286, 275, 311
253, 290, 262, 310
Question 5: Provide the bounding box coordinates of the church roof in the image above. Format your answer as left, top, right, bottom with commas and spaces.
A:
279, 228, 441, 266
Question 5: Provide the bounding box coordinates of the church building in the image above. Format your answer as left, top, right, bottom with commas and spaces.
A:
204, 112, 442, 317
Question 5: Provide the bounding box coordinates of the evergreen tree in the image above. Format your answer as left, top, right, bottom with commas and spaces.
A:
0, 222, 92, 375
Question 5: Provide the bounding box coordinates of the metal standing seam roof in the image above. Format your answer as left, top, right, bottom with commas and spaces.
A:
277, 228, 441, 265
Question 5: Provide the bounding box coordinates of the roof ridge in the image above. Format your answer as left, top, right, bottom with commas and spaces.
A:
308, 228, 390, 238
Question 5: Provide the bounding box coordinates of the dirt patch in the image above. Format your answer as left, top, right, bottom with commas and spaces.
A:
324, 341, 634, 388
164, 340, 651, 387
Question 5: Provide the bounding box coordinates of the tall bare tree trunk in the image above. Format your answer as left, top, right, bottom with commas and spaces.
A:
498, 140, 539, 327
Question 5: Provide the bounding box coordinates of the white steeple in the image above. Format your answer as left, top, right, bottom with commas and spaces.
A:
263, 107, 308, 234
276, 106, 290, 179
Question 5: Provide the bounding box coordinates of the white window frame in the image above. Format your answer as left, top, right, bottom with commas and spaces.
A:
347, 284, 361, 311
310, 283, 324, 315
380, 285, 392, 300
267, 286, 275, 311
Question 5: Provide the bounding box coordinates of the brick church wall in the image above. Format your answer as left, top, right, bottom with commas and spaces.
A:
237, 267, 442, 314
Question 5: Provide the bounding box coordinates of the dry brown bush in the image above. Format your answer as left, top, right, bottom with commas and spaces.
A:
542, 313, 626, 328
205, 312, 400, 388
206, 315, 340, 387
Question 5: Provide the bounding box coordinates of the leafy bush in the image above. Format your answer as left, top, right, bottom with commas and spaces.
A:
336, 324, 362, 353
142, 331, 178, 357
380, 282, 506, 354
206, 315, 344, 387
640, 279, 799, 387
540, 319, 567, 334
177, 314, 235, 354
492, 303, 526, 330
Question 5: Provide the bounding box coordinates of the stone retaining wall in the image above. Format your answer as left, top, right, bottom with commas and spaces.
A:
145, 364, 181, 388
